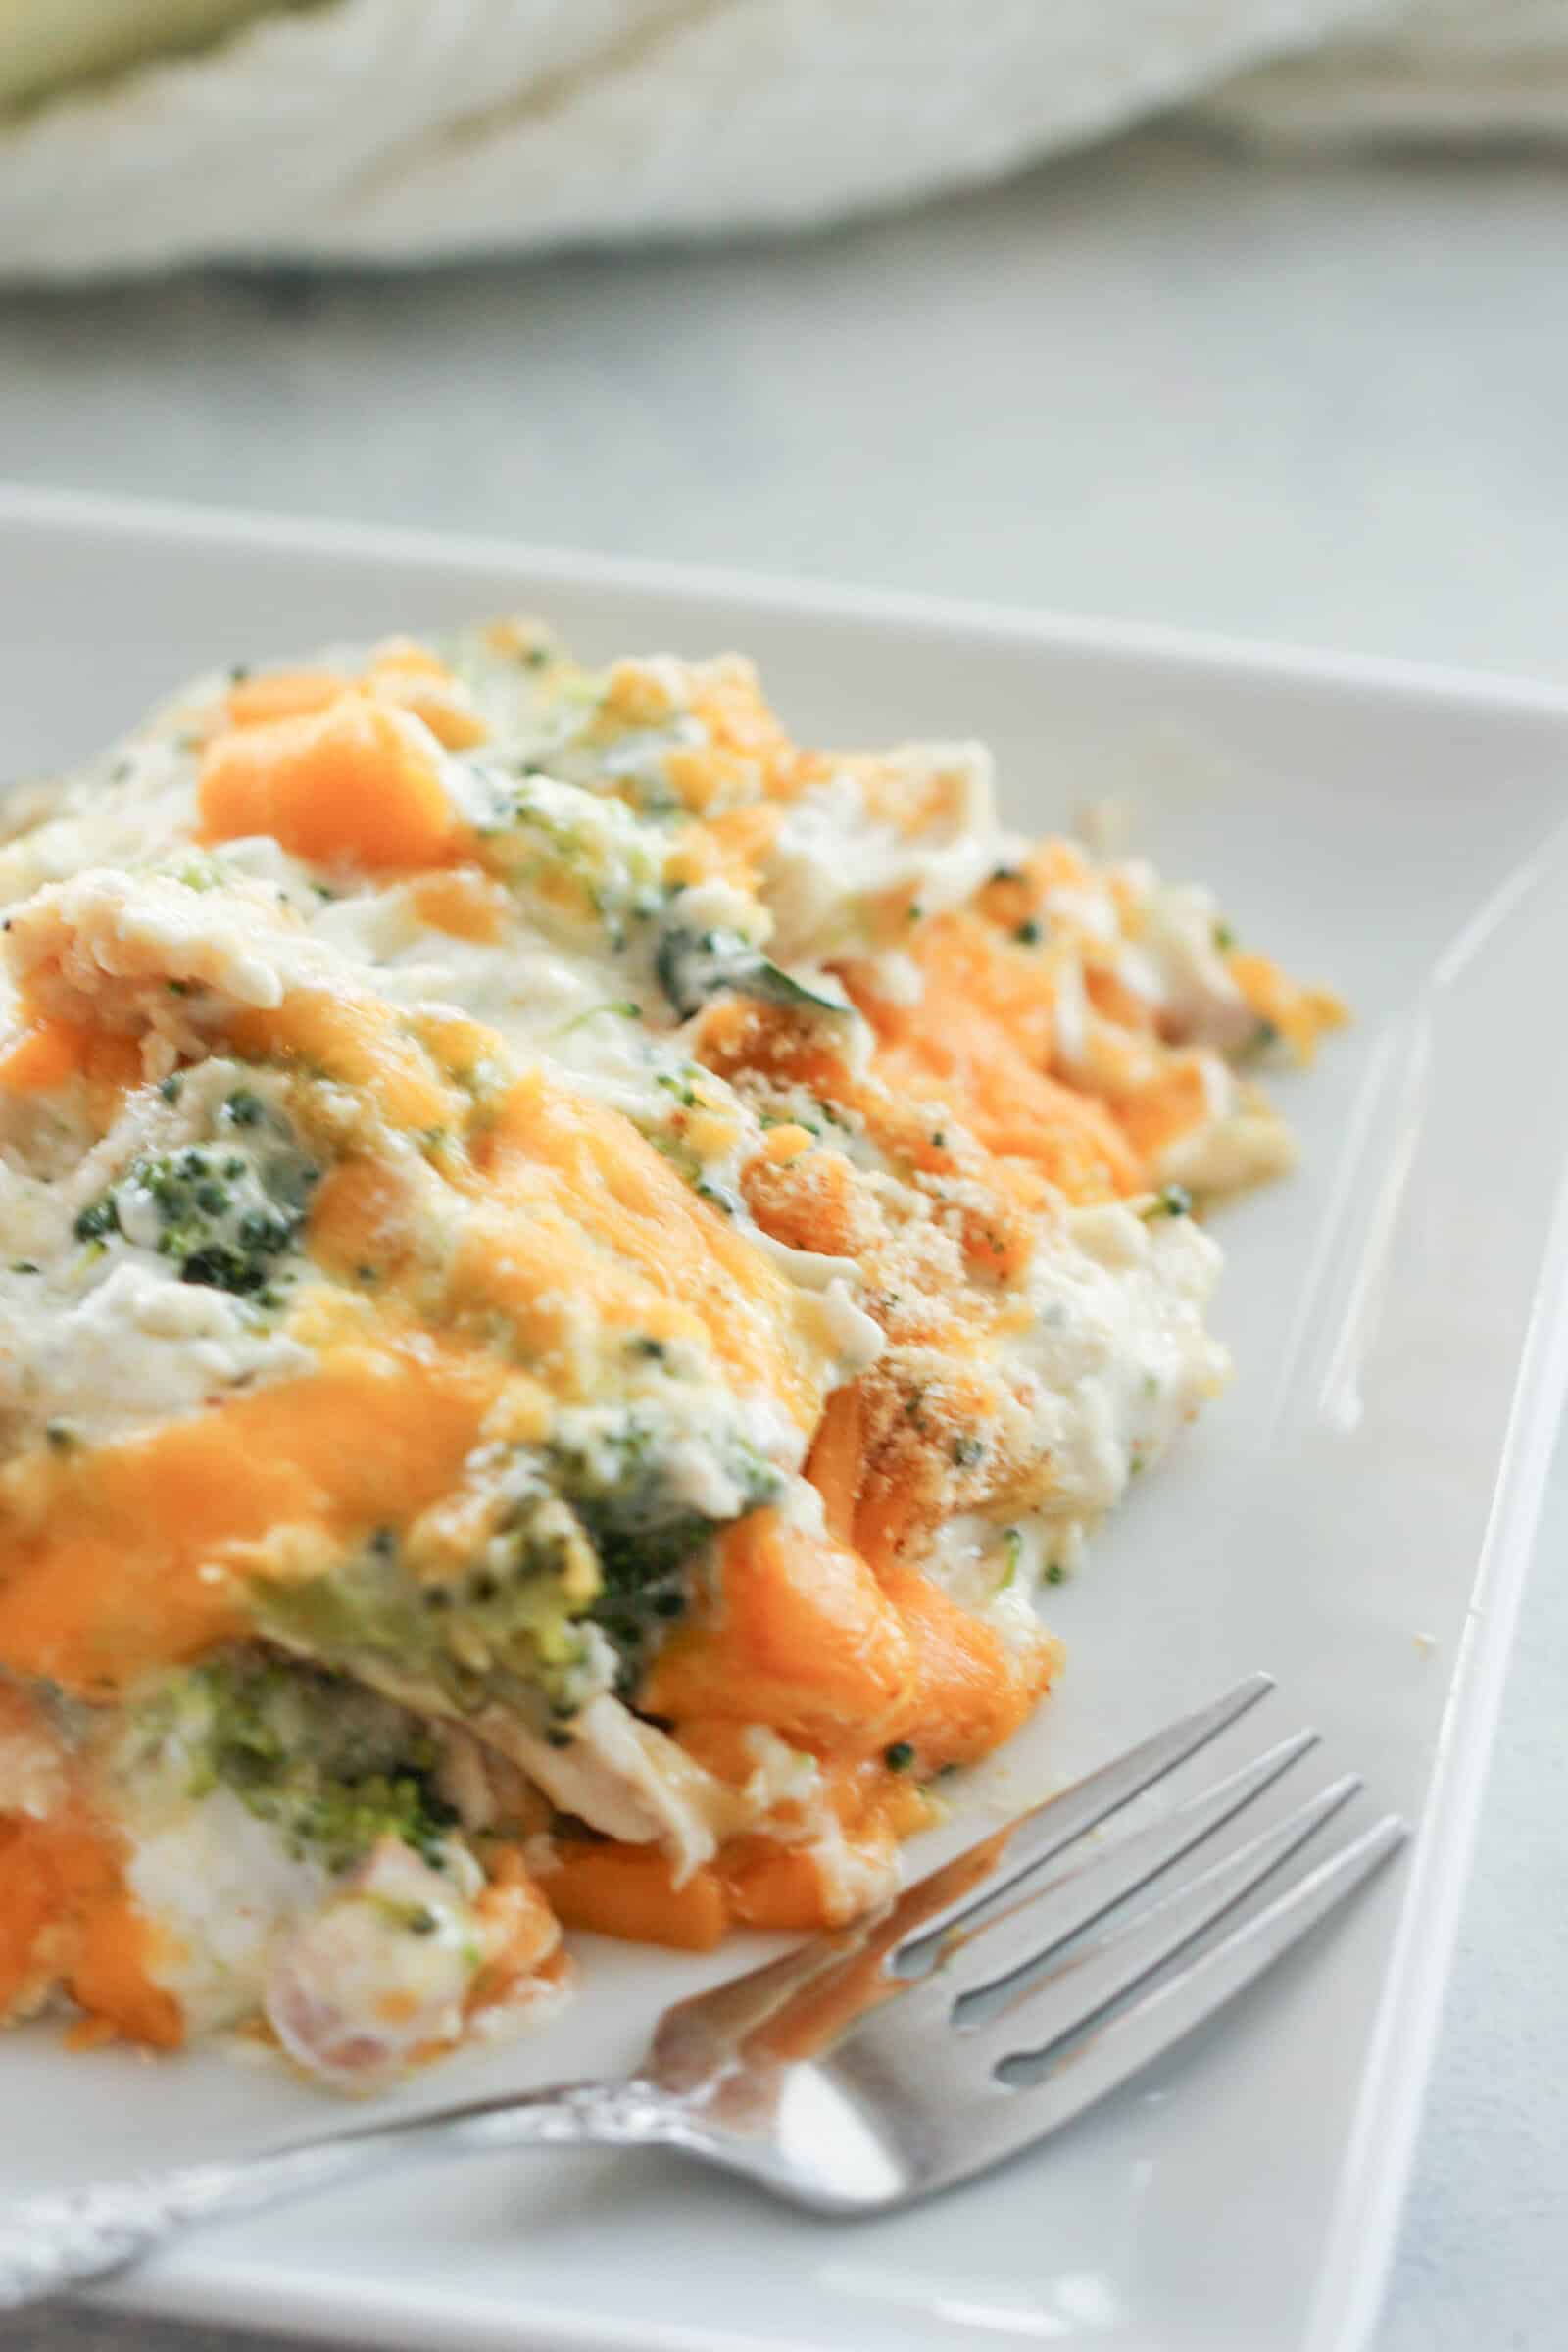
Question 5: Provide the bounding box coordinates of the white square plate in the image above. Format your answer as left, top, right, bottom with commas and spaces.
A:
5, 482, 1568, 2352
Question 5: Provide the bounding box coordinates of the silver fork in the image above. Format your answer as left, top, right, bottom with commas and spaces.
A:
0, 1673, 1405, 2310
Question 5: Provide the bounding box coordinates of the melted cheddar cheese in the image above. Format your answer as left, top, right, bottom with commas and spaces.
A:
0, 620, 1341, 2088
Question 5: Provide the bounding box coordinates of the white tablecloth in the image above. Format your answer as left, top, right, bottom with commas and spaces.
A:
5, 0, 1568, 278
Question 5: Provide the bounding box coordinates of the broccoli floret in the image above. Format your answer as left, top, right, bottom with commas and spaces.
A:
74, 1116, 318, 1300
654, 923, 853, 1024
255, 1404, 782, 1721
254, 1496, 609, 1729
138, 1651, 460, 1875
478, 770, 668, 946
545, 1405, 781, 1694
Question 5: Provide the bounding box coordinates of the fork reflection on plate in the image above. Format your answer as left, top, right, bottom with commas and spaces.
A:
0, 1672, 1405, 2311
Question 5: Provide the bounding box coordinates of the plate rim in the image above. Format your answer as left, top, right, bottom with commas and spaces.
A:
7, 476, 1568, 2352
8, 473, 1568, 726
1303, 1165, 1568, 2352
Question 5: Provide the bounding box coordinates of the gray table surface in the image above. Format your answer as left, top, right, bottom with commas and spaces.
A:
2, 126, 1566, 2352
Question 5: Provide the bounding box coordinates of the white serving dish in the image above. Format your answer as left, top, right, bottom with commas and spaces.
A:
4, 480, 1568, 2352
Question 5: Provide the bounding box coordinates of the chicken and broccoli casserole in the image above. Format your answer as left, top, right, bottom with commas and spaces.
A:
0, 622, 1342, 2089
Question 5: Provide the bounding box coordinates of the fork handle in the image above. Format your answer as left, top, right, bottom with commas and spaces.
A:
0, 2080, 679, 2312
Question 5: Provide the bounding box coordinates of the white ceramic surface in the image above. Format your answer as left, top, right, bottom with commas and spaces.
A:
3, 483, 1568, 2352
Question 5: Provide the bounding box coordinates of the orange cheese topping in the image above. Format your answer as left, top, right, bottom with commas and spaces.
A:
222, 668, 349, 730
0, 1017, 144, 1133
0, 1340, 509, 1697
468, 1072, 831, 1433
1112, 1056, 1215, 1164
0, 1015, 91, 1095
1227, 949, 1348, 1061
545, 1845, 730, 1953
227, 989, 830, 1427
846, 909, 1144, 1201
664, 803, 785, 894
228, 990, 465, 1133
0, 1814, 180, 2049
0, 968, 843, 1703
408, 868, 509, 944
263, 995, 840, 1427
199, 694, 472, 874
546, 1744, 942, 1947
643, 1504, 1053, 1772
221, 641, 487, 753
546, 1802, 914, 1948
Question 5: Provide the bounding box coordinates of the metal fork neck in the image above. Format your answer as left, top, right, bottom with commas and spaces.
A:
309, 2077, 684, 2163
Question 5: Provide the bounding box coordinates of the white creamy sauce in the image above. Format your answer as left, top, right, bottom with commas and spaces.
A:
999, 1200, 1229, 1536
764, 745, 1003, 959
0, 737, 202, 911
112, 1683, 504, 2078
928, 1512, 1055, 1649
263, 1838, 487, 2092
739, 1725, 825, 1817
1044, 880, 1120, 943
6, 866, 339, 1037
0, 1059, 315, 1449
521, 1692, 727, 1875
313, 882, 626, 1050
1120, 867, 1255, 1051
1050, 953, 1091, 1071
124, 1784, 332, 2037
924, 1207, 1227, 1631
0, 1259, 313, 1449
0, 1699, 70, 1822
859, 948, 925, 1007
136, 1788, 498, 2082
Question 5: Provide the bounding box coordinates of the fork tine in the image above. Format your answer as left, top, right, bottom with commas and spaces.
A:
899, 1671, 1275, 1961
966, 1772, 1363, 2060
935, 1814, 1407, 2190
929, 1727, 1318, 2003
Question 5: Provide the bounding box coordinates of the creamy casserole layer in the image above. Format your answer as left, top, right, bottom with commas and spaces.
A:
0, 623, 1342, 2087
